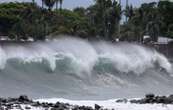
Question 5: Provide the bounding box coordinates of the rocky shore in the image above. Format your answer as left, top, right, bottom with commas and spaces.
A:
1, 94, 173, 110
130, 94, 173, 104
0, 95, 104, 110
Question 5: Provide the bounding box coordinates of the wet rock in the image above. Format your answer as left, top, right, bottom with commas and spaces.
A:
73, 105, 94, 110
169, 94, 173, 99
145, 94, 155, 99
130, 99, 139, 103
25, 106, 31, 109
42, 102, 49, 108
0, 107, 5, 110
130, 94, 173, 104
95, 104, 101, 110
50, 108, 58, 110
0, 95, 112, 110
18, 95, 30, 102
48, 102, 54, 107
1, 99, 7, 103
116, 99, 128, 103
31, 101, 41, 107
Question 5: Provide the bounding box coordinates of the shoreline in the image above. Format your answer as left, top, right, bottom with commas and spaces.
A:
1, 94, 173, 110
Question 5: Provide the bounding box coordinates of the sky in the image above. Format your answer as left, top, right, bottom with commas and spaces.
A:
0, 0, 160, 9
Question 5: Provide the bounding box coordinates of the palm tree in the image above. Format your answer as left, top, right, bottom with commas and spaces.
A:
59, 0, 63, 10
125, 0, 129, 22
146, 21, 159, 42
32, 0, 35, 4
43, 0, 55, 11
55, 0, 59, 10
125, 5, 134, 20
41, 0, 44, 8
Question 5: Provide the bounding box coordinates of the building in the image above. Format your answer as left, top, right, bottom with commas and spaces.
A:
154, 36, 173, 45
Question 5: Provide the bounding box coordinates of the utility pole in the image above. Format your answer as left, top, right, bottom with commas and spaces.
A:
126, 0, 129, 22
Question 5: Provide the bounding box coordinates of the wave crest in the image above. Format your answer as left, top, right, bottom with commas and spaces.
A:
0, 38, 172, 76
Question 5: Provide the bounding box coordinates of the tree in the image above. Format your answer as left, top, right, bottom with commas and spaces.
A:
125, 2, 160, 42
124, 5, 134, 21
167, 24, 173, 38
41, 0, 44, 8
32, 0, 35, 4
55, 0, 59, 10
73, 7, 86, 16
146, 21, 160, 41
59, 0, 63, 10
86, 0, 122, 40
43, 0, 55, 11
158, 1, 173, 38
104, 0, 121, 40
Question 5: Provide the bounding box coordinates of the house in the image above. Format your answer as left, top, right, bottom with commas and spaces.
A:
143, 35, 173, 45
154, 36, 173, 45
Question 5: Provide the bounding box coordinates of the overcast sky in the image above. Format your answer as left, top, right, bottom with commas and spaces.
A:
0, 0, 159, 9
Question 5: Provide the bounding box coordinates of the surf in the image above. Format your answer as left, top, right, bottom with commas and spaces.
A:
0, 36, 172, 99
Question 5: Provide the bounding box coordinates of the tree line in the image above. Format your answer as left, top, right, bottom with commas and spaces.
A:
0, 0, 172, 41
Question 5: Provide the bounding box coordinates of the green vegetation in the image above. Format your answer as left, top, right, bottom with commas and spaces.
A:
122, 1, 173, 42
0, 0, 173, 41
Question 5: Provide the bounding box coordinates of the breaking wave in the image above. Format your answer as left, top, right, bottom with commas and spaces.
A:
0, 37, 172, 99
0, 37, 172, 75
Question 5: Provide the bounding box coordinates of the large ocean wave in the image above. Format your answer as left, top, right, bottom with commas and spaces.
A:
0, 37, 172, 99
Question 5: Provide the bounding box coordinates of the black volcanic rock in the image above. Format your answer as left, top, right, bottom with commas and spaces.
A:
72, 105, 94, 110
0, 95, 110, 110
95, 104, 101, 110
18, 95, 30, 102
145, 94, 155, 99
116, 99, 128, 103
130, 94, 173, 104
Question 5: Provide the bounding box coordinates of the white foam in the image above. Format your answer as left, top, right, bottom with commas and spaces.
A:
0, 37, 172, 76
0, 46, 6, 69
37, 98, 173, 110
94, 42, 172, 75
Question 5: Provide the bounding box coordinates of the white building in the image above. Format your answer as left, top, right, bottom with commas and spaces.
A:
155, 36, 173, 45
